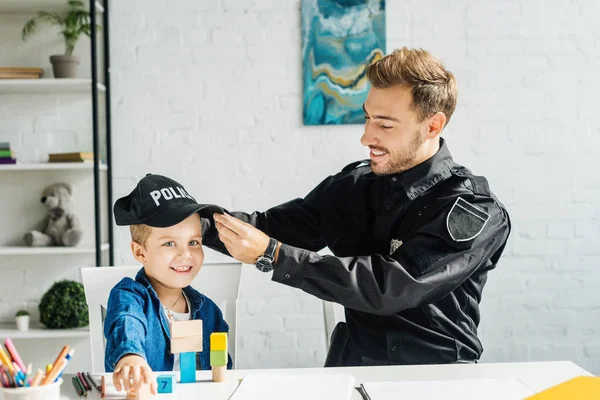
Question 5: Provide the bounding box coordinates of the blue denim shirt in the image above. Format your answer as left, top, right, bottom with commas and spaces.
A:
104, 268, 232, 372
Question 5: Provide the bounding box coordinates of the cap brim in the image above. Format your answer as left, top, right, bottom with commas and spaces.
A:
143, 203, 225, 228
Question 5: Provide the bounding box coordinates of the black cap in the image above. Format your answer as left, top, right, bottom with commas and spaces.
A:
114, 173, 224, 227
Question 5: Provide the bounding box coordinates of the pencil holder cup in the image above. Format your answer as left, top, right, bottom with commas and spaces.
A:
0, 378, 62, 400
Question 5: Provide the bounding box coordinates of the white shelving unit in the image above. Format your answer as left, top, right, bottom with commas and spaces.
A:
0, 162, 108, 171
0, 324, 89, 340
0, 243, 109, 256
0, 0, 104, 13
0, 0, 112, 374
0, 79, 106, 94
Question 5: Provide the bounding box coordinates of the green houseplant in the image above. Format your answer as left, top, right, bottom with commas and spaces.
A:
39, 280, 88, 329
15, 309, 30, 332
21, 0, 101, 78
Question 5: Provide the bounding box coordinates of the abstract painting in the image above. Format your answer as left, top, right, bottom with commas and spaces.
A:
302, 0, 386, 125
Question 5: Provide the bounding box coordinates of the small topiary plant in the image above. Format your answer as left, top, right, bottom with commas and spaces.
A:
15, 310, 29, 317
39, 280, 89, 329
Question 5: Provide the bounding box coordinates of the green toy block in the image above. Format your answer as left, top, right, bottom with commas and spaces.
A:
210, 350, 228, 367
210, 332, 228, 352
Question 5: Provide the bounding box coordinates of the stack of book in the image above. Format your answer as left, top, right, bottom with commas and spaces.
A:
48, 152, 94, 163
0, 67, 43, 79
0, 142, 15, 164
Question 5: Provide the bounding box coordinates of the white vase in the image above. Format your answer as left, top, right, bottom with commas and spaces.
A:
16, 315, 29, 332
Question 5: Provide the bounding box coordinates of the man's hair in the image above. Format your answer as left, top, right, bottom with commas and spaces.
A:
130, 224, 152, 245
366, 47, 458, 126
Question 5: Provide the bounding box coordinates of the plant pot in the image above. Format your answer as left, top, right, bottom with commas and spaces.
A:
15, 315, 29, 332
49, 55, 79, 78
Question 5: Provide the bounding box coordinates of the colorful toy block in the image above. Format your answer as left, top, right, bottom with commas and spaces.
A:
179, 352, 196, 384
210, 332, 228, 352
210, 350, 228, 366
170, 319, 203, 354
210, 332, 228, 382
157, 374, 176, 393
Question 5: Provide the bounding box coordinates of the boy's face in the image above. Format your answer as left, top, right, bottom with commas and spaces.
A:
131, 213, 204, 290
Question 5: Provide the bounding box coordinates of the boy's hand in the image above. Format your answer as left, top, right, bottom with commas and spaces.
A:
113, 354, 158, 395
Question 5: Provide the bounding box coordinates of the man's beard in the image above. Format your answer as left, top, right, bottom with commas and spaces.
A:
371, 131, 425, 176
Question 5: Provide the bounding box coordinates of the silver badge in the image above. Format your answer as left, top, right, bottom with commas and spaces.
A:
389, 239, 403, 255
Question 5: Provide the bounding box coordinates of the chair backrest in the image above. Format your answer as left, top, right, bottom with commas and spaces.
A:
81, 262, 242, 372
322, 301, 345, 353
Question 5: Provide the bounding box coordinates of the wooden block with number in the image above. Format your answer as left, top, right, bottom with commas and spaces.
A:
210, 332, 228, 352
170, 319, 203, 353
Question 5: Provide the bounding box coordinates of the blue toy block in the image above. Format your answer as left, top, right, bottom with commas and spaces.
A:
157, 374, 176, 393
179, 352, 196, 383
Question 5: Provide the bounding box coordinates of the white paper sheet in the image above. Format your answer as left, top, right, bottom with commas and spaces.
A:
361, 378, 536, 400
229, 373, 356, 400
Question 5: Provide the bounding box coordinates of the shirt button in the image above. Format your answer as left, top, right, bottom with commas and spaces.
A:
390, 346, 397, 352
418, 211, 423, 216
391, 177, 397, 182
385, 204, 391, 211
284, 273, 291, 279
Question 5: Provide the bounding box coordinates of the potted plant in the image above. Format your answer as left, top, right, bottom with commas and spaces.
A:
15, 310, 30, 332
21, 0, 101, 78
39, 280, 88, 329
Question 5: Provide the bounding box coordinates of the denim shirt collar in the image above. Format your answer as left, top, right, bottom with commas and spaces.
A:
134, 268, 207, 338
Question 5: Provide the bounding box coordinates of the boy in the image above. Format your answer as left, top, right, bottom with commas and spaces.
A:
105, 173, 232, 394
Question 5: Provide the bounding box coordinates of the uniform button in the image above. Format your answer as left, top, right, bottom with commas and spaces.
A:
418, 211, 423, 216
391, 177, 397, 182
385, 204, 391, 211
423, 204, 428, 209
284, 273, 291, 279
390, 346, 397, 352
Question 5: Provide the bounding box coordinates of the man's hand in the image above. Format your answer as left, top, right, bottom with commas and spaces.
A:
113, 354, 157, 395
214, 213, 270, 264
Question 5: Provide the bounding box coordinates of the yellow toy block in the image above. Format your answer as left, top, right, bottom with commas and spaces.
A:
525, 376, 600, 399
210, 332, 228, 352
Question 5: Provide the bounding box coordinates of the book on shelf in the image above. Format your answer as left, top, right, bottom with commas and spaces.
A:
0, 158, 16, 165
0, 67, 43, 79
48, 152, 94, 163
0, 149, 13, 158
0, 142, 9, 150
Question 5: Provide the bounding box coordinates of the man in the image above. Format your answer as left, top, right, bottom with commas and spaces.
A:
202, 47, 511, 366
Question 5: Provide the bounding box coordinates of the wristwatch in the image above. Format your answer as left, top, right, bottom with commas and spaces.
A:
255, 237, 278, 272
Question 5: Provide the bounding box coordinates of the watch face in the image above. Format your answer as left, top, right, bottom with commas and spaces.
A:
256, 257, 274, 272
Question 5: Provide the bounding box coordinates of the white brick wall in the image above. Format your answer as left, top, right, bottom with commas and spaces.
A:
108, 0, 600, 373
1, 0, 598, 374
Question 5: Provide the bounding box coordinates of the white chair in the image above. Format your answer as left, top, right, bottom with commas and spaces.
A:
81, 262, 242, 372
322, 301, 345, 353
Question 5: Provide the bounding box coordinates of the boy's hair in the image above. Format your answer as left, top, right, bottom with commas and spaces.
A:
129, 218, 206, 246
366, 47, 458, 127
130, 224, 152, 245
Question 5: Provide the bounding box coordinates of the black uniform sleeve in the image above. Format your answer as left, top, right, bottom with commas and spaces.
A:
202, 177, 332, 256
271, 197, 510, 316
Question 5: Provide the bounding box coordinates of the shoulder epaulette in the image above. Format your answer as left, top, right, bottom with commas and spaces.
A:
342, 159, 370, 172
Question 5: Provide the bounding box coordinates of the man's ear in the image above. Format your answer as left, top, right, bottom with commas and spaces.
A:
426, 112, 447, 139
131, 241, 146, 264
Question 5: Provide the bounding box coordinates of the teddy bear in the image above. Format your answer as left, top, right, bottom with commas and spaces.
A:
23, 182, 83, 247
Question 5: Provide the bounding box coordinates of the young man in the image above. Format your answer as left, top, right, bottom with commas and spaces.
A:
203, 47, 511, 366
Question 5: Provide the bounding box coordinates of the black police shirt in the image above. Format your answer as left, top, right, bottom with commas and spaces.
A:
203, 138, 511, 365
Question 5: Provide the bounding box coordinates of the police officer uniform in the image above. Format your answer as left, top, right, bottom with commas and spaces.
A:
203, 138, 511, 366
